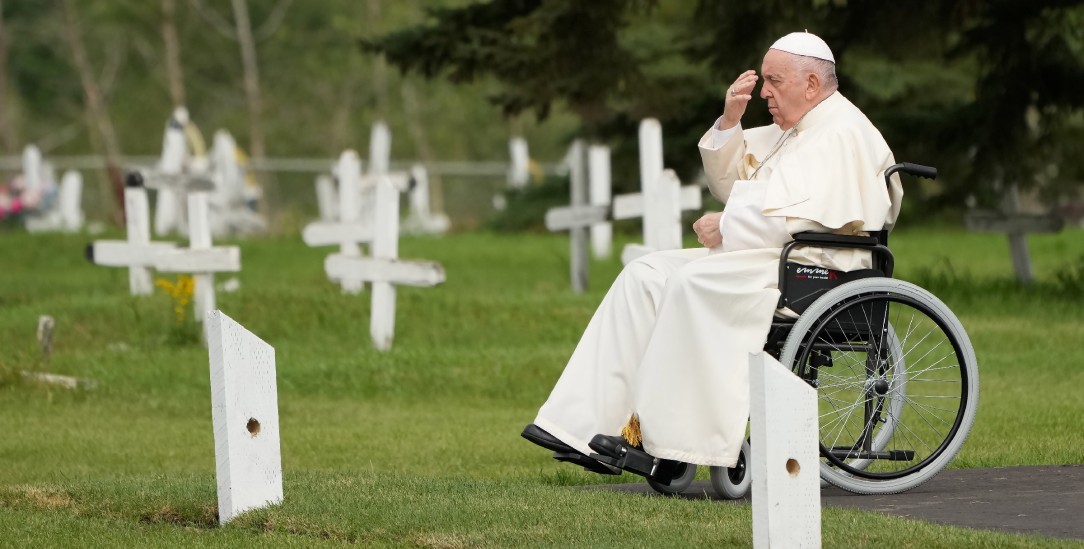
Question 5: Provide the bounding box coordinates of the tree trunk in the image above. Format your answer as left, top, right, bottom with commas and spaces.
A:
231, 0, 264, 161
0, 1, 19, 154
161, 0, 186, 109
366, 0, 388, 116
62, 0, 122, 223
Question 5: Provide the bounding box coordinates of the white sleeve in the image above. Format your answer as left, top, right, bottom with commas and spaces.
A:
704, 117, 740, 150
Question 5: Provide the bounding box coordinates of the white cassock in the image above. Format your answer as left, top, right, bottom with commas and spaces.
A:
534, 92, 904, 467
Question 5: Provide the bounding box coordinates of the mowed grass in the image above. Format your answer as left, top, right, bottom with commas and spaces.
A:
1, 225, 1082, 548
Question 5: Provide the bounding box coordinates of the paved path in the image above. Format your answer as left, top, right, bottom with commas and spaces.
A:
588, 465, 1083, 541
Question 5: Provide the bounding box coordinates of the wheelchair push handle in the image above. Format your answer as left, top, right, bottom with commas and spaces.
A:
885, 162, 937, 183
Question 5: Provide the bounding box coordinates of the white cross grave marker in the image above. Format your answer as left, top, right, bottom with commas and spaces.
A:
86, 173, 178, 295
588, 145, 613, 260
508, 136, 530, 189
964, 185, 1064, 284
302, 150, 370, 293
56, 170, 84, 231
206, 309, 282, 525
154, 107, 189, 236
21, 148, 84, 233
303, 124, 415, 293
749, 352, 821, 548
21, 145, 44, 195
615, 119, 702, 264
544, 140, 608, 293
324, 172, 446, 351
208, 129, 266, 236
154, 185, 242, 326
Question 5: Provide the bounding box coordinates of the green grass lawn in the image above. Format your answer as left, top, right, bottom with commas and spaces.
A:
1, 226, 1082, 547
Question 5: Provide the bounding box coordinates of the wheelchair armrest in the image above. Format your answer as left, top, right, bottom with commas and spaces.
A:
792, 231, 878, 247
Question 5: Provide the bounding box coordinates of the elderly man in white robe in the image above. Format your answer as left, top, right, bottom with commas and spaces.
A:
522, 32, 903, 479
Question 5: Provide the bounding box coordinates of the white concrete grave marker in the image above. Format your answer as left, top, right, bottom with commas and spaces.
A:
86, 173, 178, 295
154, 107, 190, 236
615, 119, 702, 264
749, 352, 821, 548
401, 164, 450, 235
544, 140, 606, 293
206, 310, 282, 525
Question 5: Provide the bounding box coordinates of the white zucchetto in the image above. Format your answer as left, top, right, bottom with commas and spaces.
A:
769, 32, 835, 63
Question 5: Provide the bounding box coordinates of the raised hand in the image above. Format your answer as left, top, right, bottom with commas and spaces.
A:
719, 70, 759, 130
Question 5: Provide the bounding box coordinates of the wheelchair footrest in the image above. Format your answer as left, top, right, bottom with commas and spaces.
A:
828, 448, 916, 461
590, 449, 658, 478
552, 451, 622, 475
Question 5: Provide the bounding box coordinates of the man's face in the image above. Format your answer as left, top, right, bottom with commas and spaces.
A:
759, 49, 810, 130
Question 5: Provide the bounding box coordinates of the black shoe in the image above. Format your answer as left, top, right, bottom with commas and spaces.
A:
521, 424, 576, 454
552, 452, 622, 475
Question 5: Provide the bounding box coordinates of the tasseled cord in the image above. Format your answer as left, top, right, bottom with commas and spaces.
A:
621, 414, 642, 447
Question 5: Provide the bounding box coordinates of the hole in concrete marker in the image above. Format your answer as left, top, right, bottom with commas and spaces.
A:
786, 458, 800, 477
246, 418, 261, 437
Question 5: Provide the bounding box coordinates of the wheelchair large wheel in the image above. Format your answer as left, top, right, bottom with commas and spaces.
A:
780, 278, 978, 495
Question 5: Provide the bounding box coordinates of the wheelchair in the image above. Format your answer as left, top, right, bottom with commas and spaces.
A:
645, 162, 980, 498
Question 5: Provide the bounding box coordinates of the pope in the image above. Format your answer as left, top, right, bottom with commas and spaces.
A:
522, 31, 903, 476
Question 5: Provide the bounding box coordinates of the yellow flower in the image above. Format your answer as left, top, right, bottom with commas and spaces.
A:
155, 275, 195, 325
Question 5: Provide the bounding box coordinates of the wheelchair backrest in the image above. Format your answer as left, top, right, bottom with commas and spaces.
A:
780, 263, 883, 315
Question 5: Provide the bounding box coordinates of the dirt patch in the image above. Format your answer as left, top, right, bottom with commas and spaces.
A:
18, 486, 75, 509
138, 504, 219, 529
413, 532, 480, 549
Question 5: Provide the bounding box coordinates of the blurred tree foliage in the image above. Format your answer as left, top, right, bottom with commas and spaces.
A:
370, 0, 1084, 214
2, 1, 1081, 223
0, 1, 579, 174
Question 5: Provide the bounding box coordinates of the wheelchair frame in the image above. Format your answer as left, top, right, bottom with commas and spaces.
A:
653, 163, 980, 498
